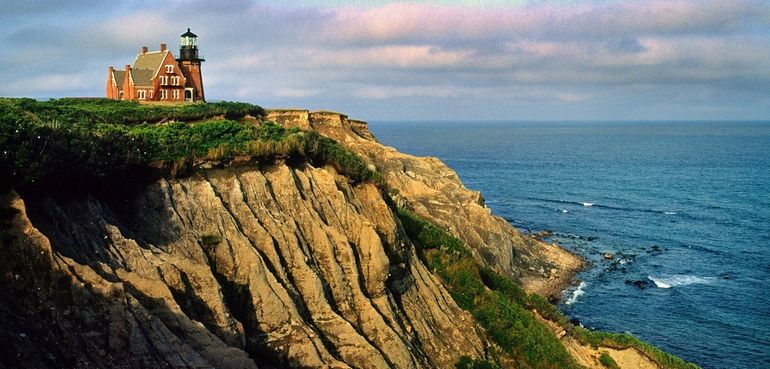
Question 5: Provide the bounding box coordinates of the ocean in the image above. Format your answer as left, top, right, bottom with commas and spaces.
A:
368, 121, 770, 369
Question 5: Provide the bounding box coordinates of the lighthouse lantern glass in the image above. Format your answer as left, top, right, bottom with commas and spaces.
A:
181, 36, 196, 47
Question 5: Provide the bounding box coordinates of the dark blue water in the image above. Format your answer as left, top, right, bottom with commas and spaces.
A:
369, 121, 770, 369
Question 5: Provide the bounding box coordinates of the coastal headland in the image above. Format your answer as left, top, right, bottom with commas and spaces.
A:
0, 98, 698, 369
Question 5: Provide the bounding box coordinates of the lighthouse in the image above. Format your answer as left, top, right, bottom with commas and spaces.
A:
176, 28, 205, 102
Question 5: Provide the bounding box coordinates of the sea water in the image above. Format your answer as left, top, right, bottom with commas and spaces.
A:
369, 121, 770, 369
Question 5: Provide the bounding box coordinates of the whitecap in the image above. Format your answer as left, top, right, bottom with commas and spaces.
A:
565, 282, 587, 305
664, 211, 677, 215
648, 275, 716, 289
582, 202, 594, 207
561, 209, 569, 213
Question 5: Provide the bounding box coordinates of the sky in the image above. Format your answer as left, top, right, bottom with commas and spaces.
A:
1, 0, 769, 121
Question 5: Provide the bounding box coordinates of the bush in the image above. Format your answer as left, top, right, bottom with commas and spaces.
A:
599, 352, 620, 369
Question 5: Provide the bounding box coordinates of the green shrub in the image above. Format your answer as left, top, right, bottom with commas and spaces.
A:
599, 352, 620, 369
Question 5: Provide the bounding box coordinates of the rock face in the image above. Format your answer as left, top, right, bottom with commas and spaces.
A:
0, 109, 582, 368
270, 109, 583, 298
0, 164, 485, 368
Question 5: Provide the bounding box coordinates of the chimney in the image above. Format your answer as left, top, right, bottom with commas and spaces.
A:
125, 64, 131, 76
160, 43, 167, 52
141, 46, 148, 54
108, 66, 114, 74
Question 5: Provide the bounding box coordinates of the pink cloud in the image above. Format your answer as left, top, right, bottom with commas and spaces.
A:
318, 0, 768, 44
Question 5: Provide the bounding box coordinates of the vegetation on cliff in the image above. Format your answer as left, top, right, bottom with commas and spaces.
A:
0, 98, 381, 192
398, 207, 700, 369
398, 208, 582, 369
530, 294, 699, 369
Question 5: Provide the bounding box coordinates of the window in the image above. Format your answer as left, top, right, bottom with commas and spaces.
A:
166, 64, 174, 73
160, 89, 167, 100
149, 90, 154, 99
172, 76, 180, 85
173, 90, 180, 100
160, 76, 168, 85
137, 90, 146, 100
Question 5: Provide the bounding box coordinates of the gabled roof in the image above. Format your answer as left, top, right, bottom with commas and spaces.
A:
112, 70, 125, 89
133, 50, 167, 74
131, 69, 155, 87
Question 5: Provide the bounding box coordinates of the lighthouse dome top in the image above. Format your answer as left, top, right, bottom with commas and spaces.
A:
181, 28, 197, 38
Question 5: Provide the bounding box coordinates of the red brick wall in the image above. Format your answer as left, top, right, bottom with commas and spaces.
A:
106, 67, 118, 100
179, 61, 204, 102
157, 52, 187, 102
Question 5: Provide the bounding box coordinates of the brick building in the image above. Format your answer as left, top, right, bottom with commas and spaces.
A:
106, 28, 205, 102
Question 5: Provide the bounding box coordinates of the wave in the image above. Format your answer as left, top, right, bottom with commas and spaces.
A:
565, 282, 587, 305
648, 275, 716, 289
522, 196, 689, 218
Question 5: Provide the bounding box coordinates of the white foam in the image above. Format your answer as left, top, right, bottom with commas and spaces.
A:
582, 202, 594, 207
664, 211, 677, 215
561, 209, 569, 213
565, 281, 587, 305
648, 275, 715, 289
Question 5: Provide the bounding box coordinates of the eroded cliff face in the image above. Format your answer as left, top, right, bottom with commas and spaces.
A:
1, 110, 584, 369
269, 109, 583, 298
0, 163, 485, 368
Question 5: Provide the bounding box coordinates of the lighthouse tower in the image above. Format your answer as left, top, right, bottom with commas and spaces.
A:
176, 28, 205, 102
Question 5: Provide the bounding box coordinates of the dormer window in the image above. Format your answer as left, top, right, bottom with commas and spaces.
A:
166, 65, 174, 73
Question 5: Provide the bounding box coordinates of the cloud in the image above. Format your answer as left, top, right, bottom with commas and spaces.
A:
1, 0, 770, 120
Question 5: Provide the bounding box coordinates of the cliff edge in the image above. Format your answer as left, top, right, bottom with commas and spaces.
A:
267, 109, 583, 298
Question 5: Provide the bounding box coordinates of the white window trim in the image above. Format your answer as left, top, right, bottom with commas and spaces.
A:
160, 89, 167, 100
173, 90, 180, 100
137, 90, 146, 100
166, 65, 174, 73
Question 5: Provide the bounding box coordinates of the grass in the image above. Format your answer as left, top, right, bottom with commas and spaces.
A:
0, 98, 382, 192
2, 97, 265, 126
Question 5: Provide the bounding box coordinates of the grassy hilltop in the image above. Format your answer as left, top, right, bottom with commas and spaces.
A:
0, 98, 379, 192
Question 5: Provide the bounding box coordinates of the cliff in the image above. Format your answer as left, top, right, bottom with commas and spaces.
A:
1, 164, 485, 368
0, 100, 696, 369
267, 109, 583, 298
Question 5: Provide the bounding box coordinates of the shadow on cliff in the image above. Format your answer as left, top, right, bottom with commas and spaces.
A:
1, 186, 294, 369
